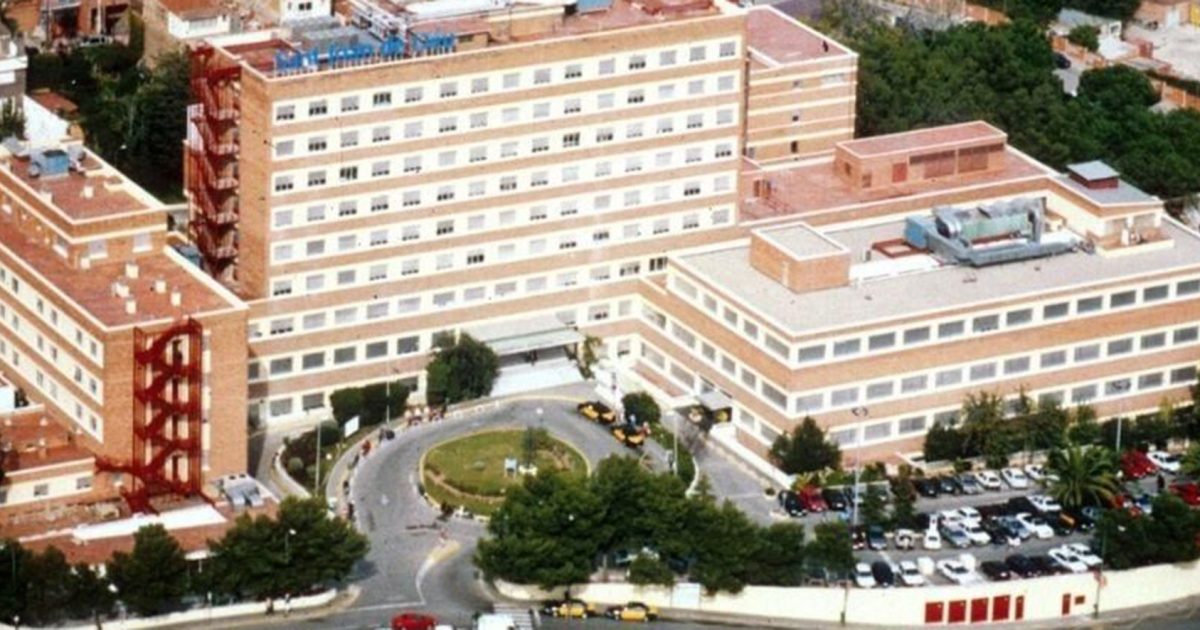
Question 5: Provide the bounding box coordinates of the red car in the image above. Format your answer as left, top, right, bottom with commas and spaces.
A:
1170, 482, 1200, 507
799, 486, 828, 513
1120, 450, 1157, 480
391, 613, 437, 630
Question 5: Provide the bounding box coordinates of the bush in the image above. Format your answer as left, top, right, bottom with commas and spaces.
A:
1067, 25, 1099, 52
426, 334, 500, 405
330, 381, 409, 428
286, 457, 303, 475
622, 392, 661, 426
628, 556, 675, 586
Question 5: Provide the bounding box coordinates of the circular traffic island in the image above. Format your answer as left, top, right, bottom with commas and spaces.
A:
420, 428, 587, 516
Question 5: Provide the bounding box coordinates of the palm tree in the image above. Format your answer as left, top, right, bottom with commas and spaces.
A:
1046, 444, 1120, 509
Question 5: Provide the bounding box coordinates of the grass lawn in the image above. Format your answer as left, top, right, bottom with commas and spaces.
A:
422, 429, 586, 515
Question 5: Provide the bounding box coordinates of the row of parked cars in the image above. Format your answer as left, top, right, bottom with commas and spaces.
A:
855, 541, 1104, 589
541, 599, 658, 622
577, 401, 647, 448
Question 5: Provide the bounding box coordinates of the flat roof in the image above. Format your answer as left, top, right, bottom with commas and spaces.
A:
740, 148, 1046, 221
679, 219, 1200, 336
0, 408, 93, 472
838, 121, 1005, 159
2, 149, 157, 221
1056, 174, 1156, 205
1066, 160, 1120, 181
745, 6, 850, 65
758, 222, 845, 259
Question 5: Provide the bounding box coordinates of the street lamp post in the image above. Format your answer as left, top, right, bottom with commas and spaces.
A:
849, 407, 869, 528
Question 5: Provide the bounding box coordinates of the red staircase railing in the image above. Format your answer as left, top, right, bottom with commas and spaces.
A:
187, 45, 241, 283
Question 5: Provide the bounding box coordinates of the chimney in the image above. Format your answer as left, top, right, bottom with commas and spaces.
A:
170, 290, 182, 307
80, 256, 91, 270
153, 278, 167, 294
81, 184, 94, 199
125, 261, 139, 279
112, 281, 129, 298
125, 299, 137, 315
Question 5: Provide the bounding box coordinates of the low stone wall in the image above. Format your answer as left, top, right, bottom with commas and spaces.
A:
0, 589, 339, 630
498, 560, 1200, 625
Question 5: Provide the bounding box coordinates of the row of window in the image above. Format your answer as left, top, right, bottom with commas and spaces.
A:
274, 74, 739, 160
271, 107, 738, 194
252, 253, 668, 342
0, 264, 102, 364
671, 269, 1200, 369
0, 298, 102, 406
273, 39, 741, 123
0, 337, 101, 438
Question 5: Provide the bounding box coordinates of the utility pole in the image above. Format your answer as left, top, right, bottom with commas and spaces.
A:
314, 422, 323, 493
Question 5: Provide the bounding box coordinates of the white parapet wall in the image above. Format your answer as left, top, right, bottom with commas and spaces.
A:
498, 560, 1200, 625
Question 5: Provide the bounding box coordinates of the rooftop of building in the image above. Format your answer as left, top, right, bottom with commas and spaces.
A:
745, 5, 851, 66
0, 144, 159, 221
679, 217, 1200, 336
157, 0, 226, 19
1056, 172, 1156, 205
838, 121, 1005, 158
0, 407, 94, 473
739, 149, 1047, 222
757, 222, 846, 259
28, 90, 79, 117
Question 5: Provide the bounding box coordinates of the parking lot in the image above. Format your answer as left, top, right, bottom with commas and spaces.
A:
767, 467, 1176, 588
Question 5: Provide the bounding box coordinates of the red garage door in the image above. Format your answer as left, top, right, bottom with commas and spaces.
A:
925, 601, 945, 624
971, 598, 989, 623
993, 595, 1011, 622
948, 600, 967, 624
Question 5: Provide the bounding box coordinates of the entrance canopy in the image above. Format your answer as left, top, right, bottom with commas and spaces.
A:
696, 389, 733, 411
466, 314, 585, 356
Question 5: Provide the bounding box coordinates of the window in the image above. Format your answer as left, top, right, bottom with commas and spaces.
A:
1043, 302, 1070, 319
339, 166, 358, 182
1171, 366, 1198, 384
628, 55, 646, 70
938, 321, 965, 338
272, 280, 293, 296
274, 140, 294, 157
689, 45, 707, 62
436, 220, 455, 236
371, 161, 390, 177
562, 132, 580, 148
405, 87, 423, 103
308, 100, 327, 116
1003, 357, 1031, 374
466, 250, 485, 265
598, 59, 615, 75
438, 117, 457, 133
401, 259, 419, 276
866, 381, 894, 400
402, 191, 420, 207
275, 105, 295, 121
269, 358, 294, 375
302, 353, 325, 370
1175, 326, 1199, 344
868, 332, 895, 351
1074, 344, 1101, 362
1141, 332, 1166, 349
439, 82, 457, 98
718, 75, 735, 91
397, 336, 420, 354
719, 41, 737, 57
935, 369, 962, 387
274, 176, 294, 192
903, 327, 930, 344
371, 196, 389, 212
1077, 296, 1103, 313
628, 90, 645, 104
1041, 350, 1067, 367
659, 50, 677, 66
1107, 338, 1133, 356
901, 375, 928, 393
338, 201, 357, 217
833, 339, 861, 357
1072, 384, 1097, 403
534, 68, 551, 84
369, 264, 387, 281
1139, 372, 1164, 390
471, 77, 489, 94
1110, 290, 1136, 308
372, 91, 392, 106
470, 112, 487, 129
1106, 378, 1132, 396
33, 483, 49, 497
404, 121, 422, 139
1006, 308, 1033, 326
1143, 285, 1169, 302
403, 156, 422, 173
1178, 279, 1200, 296
373, 126, 392, 143
898, 416, 926, 434
831, 387, 859, 407
972, 314, 999, 333
502, 72, 520, 89
334, 347, 357, 364
438, 151, 456, 167
564, 63, 582, 79
969, 362, 996, 381
597, 93, 614, 109
306, 205, 326, 222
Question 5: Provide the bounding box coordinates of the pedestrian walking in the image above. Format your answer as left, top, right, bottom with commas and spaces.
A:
1157, 473, 1166, 494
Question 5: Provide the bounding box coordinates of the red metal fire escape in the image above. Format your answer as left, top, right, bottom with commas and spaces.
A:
96, 319, 207, 514
187, 45, 241, 283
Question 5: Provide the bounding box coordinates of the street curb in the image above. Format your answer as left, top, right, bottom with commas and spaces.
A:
271, 442, 312, 499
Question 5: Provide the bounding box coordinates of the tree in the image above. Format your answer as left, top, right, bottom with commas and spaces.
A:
890, 475, 919, 530
769, 417, 841, 475
329, 386, 364, 427
108, 524, 189, 617
0, 540, 29, 623
621, 391, 661, 426
1023, 399, 1070, 452
207, 513, 281, 599
923, 422, 964, 462
23, 546, 73, 626
1097, 494, 1200, 569
745, 523, 807, 587
1067, 405, 1101, 445
627, 556, 675, 587
66, 563, 115, 625
1045, 444, 1119, 509
806, 522, 854, 578
1067, 25, 1099, 52
1181, 443, 1200, 479
1078, 66, 1160, 112
0, 99, 25, 141
273, 497, 369, 595
859, 486, 888, 528
687, 500, 761, 594
960, 392, 1011, 458
425, 333, 499, 405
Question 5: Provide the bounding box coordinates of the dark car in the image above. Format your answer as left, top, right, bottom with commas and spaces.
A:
1005, 554, 1037, 578
870, 561, 895, 587
867, 525, 888, 551
981, 520, 1010, 546
1060, 509, 1096, 532
915, 512, 932, 531
822, 488, 849, 512
851, 525, 867, 551
914, 478, 940, 498
1053, 52, 1071, 69
980, 561, 1012, 581
1030, 555, 1069, 576
936, 476, 962, 495
777, 490, 806, 517
976, 503, 1009, 520
1007, 496, 1037, 515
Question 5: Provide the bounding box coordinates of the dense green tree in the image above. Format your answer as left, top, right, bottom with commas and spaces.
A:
591, 457, 688, 558
960, 392, 1010, 458
859, 486, 888, 528
1098, 494, 1200, 569
0, 540, 29, 623
477, 472, 606, 589
627, 556, 675, 587
890, 475, 919, 529
687, 500, 761, 594
806, 522, 855, 577
1067, 25, 1099, 52
1046, 444, 1119, 509
23, 546, 73, 626
923, 422, 965, 462
621, 391, 661, 426
1067, 405, 1102, 445
66, 563, 115, 625
426, 333, 500, 405
274, 497, 369, 595
1023, 399, 1070, 452
108, 524, 190, 617
745, 523, 807, 587
207, 513, 281, 599
1078, 66, 1160, 112
769, 417, 842, 475
1181, 443, 1200, 479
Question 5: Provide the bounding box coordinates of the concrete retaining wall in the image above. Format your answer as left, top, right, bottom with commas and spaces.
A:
498, 561, 1200, 625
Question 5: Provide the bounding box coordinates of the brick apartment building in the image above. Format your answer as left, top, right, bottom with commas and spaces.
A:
0, 141, 248, 518
182, 0, 1197, 478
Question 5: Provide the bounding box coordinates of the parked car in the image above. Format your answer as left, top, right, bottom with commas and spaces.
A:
980, 560, 1012, 581
391, 613, 438, 630
1005, 554, 1037, 578
963, 522, 991, 546
1048, 547, 1089, 573
867, 525, 888, 551
914, 478, 940, 498
1058, 509, 1096, 533
936, 559, 980, 585
851, 525, 867, 551
1024, 464, 1046, 482
542, 599, 597, 619
1148, 450, 1181, 474
893, 529, 917, 550
957, 473, 983, 495
1015, 513, 1054, 539
1064, 543, 1102, 569
1170, 482, 1200, 506
799, 486, 828, 513
576, 401, 616, 424
870, 561, 895, 587
1029, 555, 1069, 576
897, 560, 926, 587
941, 526, 971, 549
605, 602, 659, 622
777, 490, 806, 517
975, 470, 1003, 491
854, 562, 877, 588
923, 526, 942, 550
936, 476, 962, 495
1001, 468, 1029, 489
1121, 450, 1157, 479
983, 519, 1021, 546
822, 488, 849, 512
610, 423, 645, 448
998, 515, 1032, 541
1028, 494, 1062, 514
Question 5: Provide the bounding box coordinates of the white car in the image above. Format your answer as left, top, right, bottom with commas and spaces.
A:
1049, 547, 1089, 573
898, 560, 926, 587
1024, 464, 1046, 482
956, 506, 982, 524
1148, 451, 1181, 474
1015, 512, 1054, 539
997, 515, 1031, 541
854, 562, 877, 588
937, 559, 981, 585
922, 527, 942, 550
894, 529, 917, 550
963, 522, 991, 546
1065, 543, 1103, 569
938, 509, 963, 527
1001, 467, 1029, 489
975, 470, 1003, 491
1028, 494, 1062, 513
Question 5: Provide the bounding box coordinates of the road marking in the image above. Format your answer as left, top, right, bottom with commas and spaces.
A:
494, 603, 538, 629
